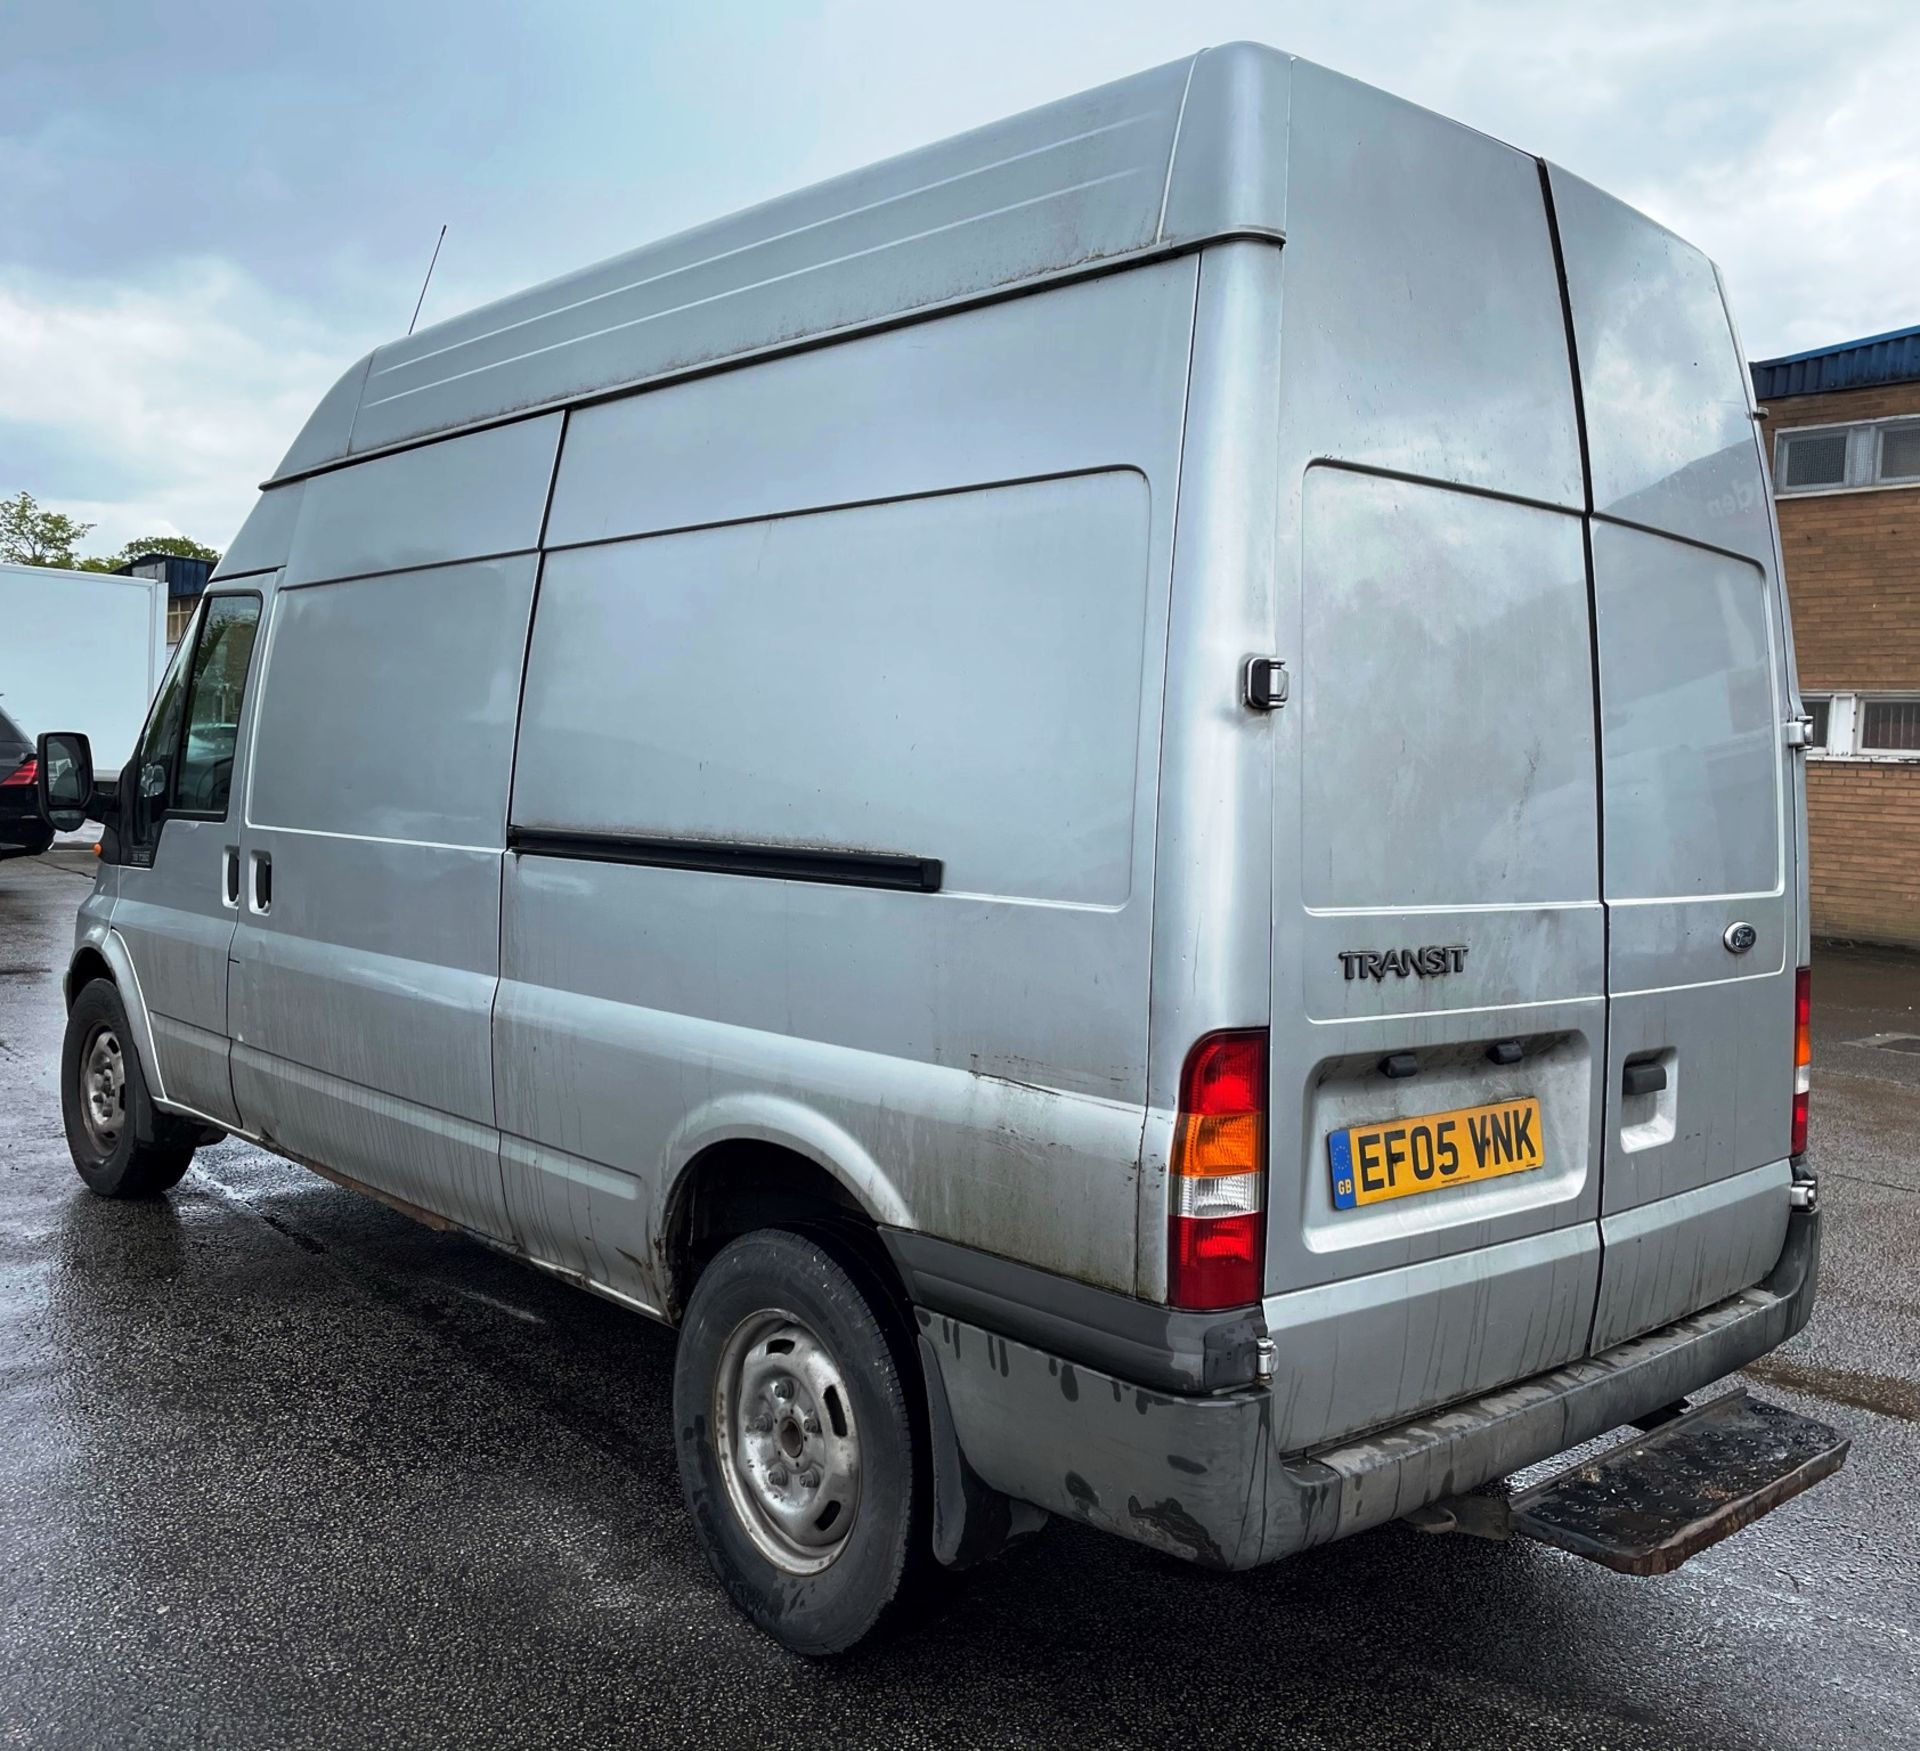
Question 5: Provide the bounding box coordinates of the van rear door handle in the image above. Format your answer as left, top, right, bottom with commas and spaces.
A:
1623, 1060, 1667, 1097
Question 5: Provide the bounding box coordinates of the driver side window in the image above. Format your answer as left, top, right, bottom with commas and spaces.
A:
129, 594, 264, 854
174, 597, 263, 818
131, 608, 202, 852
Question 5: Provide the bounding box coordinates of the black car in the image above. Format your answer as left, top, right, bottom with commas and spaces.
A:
0, 705, 54, 860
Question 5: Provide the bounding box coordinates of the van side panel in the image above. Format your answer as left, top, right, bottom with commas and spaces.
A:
284, 415, 561, 587
519, 477, 1147, 904
1135, 239, 1284, 1301
495, 263, 1198, 1306
211, 484, 303, 583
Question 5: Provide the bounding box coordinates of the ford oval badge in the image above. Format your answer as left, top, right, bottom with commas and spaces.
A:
1723, 921, 1758, 955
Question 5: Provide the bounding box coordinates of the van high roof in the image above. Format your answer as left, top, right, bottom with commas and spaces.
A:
273, 44, 1313, 481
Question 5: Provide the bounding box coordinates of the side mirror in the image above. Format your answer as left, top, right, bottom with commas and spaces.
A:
36, 732, 95, 834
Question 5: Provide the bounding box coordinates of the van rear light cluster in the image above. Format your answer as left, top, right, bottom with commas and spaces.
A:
1167, 1030, 1267, 1310
1791, 965, 1811, 1157
0, 758, 35, 788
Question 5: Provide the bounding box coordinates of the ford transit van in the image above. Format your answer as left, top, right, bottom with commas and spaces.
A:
34, 44, 1841, 1655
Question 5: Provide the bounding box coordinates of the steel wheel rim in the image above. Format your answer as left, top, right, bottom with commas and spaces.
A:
80, 1024, 125, 1155
714, 1308, 862, 1574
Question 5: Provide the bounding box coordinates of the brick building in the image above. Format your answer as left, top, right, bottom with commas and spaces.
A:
1753, 325, 1920, 949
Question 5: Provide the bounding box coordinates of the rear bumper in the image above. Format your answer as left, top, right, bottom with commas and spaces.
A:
914, 1208, 1822, 1569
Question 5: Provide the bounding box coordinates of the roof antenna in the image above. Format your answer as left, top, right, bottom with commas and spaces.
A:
408, 223, 448, 336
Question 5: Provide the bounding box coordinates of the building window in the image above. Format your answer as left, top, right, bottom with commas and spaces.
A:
166, 597, 198, 648
1778, 429, 1849, 490
1774, 416, 1920, 494
1879, 422, 1920, 484
1861, 698, 1920, 754
1807, 694, 1920, 760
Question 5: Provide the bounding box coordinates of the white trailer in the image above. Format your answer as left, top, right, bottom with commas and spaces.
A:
0, 562, 169, 771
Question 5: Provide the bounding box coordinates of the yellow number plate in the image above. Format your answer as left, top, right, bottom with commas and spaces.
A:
1328, 1096, 1543, 1210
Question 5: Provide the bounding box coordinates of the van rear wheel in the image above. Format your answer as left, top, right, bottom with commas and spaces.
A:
61, 981, 196, 1198
673, 1228, 928, 1655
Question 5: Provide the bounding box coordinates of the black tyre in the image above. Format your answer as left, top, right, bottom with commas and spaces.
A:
0, 823, 55, 861
61, 980, 196, 1198
673, 1227, 929, 1656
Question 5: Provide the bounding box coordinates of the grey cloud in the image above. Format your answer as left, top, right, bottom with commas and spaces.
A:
2, 0, 1913, 546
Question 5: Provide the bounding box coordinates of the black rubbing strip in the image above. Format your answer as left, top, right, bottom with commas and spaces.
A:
507, 827, 943, 893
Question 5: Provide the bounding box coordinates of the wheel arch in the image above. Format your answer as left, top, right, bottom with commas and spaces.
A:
657, 1110, 1028, 1580
65, 930, 170, 1109
657, 1099, 914, 1321
65, 945, 114, 1008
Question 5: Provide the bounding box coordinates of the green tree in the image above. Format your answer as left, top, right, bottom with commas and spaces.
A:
98, 534, 223, 568
4, 492, 224, 572
0, 490, 95, 567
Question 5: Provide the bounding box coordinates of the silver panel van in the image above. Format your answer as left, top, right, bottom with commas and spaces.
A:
35, 44, 1838, 1655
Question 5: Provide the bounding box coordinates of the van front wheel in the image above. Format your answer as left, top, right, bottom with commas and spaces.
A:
673, 1228, 928, 1655
61, 981, 195, 1198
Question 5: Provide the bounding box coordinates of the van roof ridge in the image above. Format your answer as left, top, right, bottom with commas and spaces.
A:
272, 44, 1303, 484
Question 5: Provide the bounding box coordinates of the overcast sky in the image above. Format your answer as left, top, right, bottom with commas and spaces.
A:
3, 0, 1915, 555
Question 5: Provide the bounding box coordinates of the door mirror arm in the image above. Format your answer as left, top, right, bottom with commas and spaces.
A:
94, 771, 125, 863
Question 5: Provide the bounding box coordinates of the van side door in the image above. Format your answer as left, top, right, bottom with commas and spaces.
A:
223, 417, 558, 1239
224, 559, 531, 1240
110, 591, 265, 1127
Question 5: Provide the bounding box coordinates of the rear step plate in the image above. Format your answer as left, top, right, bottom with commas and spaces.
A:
1507, 1390, 1849, 1575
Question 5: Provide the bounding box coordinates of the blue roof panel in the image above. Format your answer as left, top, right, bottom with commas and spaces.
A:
1751, 323, 1920, 399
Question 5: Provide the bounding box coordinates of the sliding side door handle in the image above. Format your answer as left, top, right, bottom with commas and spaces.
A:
248, 849, 273, 915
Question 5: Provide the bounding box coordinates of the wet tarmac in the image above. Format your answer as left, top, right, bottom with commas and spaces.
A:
2, 853, 1916, 1748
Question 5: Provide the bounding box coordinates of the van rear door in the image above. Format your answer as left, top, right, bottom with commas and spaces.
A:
1260, 70, 1609, 1453
1254, 79, 1803, 1456
1549, 169, 1798, 1351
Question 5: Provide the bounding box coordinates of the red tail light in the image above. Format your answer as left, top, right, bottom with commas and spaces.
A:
1167, 1030, 1267, 1310
1791, 966, 1811, 1157
0, 758, 35, 788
